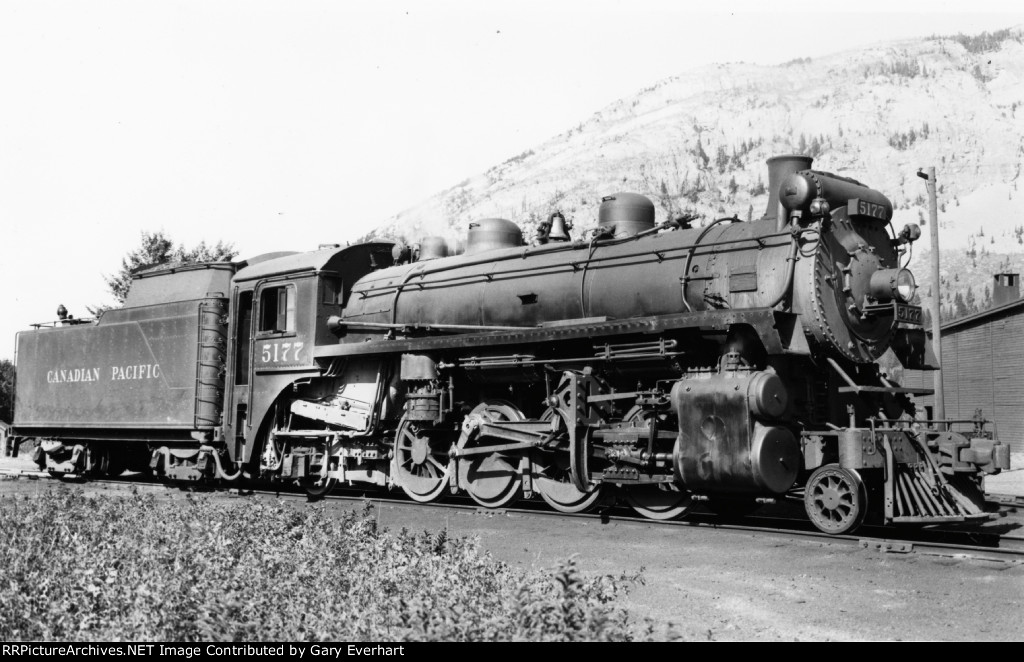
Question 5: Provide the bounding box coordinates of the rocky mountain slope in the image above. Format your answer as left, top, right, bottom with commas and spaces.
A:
369, 29, 1024, 321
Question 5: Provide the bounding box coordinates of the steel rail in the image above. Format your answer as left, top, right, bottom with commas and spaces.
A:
265, 489, 1024, 563
5, 469, 1020, 563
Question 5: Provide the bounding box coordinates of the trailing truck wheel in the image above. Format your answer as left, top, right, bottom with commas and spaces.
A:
302, 476, 337, 501
804, 464, 867, 535
301, 443, 338, 501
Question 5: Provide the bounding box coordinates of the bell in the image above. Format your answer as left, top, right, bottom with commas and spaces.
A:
548, 212, 571, 242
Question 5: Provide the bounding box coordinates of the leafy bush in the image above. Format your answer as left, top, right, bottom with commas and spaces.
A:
0, 491, 657, 641
0, 359, 14, 424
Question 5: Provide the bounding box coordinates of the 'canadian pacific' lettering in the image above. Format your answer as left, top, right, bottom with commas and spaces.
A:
44, 364, 162, 384
111, 364, 162, 381
46, 367, 101, 384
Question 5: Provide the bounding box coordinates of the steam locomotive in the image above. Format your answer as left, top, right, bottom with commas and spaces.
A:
12, 155, 1011, 534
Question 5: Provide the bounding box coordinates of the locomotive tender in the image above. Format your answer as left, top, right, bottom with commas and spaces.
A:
13, 155, 1011, 534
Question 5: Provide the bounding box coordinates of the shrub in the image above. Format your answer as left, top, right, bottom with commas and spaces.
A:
0, 490, 657, 641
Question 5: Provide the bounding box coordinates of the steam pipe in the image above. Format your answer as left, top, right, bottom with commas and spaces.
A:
330, 318, 530, 333
765, 232, 801, 308
202, 444, 244, 481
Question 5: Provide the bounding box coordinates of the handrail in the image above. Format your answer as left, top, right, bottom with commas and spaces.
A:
680, 216, 741, 312
354, 226, 796, 301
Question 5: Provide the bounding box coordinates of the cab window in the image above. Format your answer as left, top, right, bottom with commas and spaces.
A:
321, 277, 343, 305
259, 285, 295, 333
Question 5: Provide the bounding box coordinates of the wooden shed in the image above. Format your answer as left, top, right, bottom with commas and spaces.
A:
903, 274, 1024, 451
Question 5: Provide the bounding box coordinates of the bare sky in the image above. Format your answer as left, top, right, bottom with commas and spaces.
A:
1, 0, 1023, 360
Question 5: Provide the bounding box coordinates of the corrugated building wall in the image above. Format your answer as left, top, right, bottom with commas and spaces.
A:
903, 297, 1024, 451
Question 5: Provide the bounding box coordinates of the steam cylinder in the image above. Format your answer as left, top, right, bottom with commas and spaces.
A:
671, 372, 800, 495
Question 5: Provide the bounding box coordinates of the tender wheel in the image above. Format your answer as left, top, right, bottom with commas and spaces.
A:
84, 446, 110, 477
624, 485, 693, 520
532, 407, 604, 513
804, 464, 867, 534
393, 419, 453, 503
104, 457, 126, 478
31, 443, 46, 470
458, 401, 524, 509
100, 446, 127, 478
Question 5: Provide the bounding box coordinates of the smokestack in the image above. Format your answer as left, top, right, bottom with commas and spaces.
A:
763, 154, 813, 227
993, 273, 1020, 306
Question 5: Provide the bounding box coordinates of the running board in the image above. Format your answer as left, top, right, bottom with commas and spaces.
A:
827, 357, 934, 395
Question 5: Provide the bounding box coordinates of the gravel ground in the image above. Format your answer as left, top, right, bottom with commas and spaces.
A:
2, 450, 1022, 641
983, 451, 1024, 497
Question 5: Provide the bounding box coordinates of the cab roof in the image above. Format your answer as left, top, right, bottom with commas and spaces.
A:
233, 243, 394, 284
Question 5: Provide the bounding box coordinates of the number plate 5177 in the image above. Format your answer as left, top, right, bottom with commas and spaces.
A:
895, 303, 922, 325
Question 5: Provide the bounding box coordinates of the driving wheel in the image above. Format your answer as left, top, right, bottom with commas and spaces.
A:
620, 407, 691, 520
393, 418, 453, 503
458, 401, 525, 509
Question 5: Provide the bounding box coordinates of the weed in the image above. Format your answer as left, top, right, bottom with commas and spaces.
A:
0, 491, 662, 641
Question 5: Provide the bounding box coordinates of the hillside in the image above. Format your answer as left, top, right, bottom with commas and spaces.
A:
369, 29, 1024, 319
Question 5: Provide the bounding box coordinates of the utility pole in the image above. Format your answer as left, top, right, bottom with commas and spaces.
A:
917, 167, 944, 422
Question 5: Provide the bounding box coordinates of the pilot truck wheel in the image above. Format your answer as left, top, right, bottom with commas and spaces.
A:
804, 464, 867, 535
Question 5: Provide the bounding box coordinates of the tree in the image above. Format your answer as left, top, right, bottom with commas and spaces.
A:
173, 240, 238, 267
953, 291, 968, 319
102, 232, 237, 306
715, 145, 729, 174
0, 359, 14, 423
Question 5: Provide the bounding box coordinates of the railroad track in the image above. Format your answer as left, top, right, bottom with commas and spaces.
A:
4, 466, 1021, 564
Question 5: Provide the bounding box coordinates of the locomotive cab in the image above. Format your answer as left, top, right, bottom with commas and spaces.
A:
222, 243, 395, 471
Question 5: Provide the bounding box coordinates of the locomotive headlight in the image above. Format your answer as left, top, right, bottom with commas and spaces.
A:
896, 223, 922, 245
869, 268, 916, 303
809, 197, 830, 217
894, 269, 916, 301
